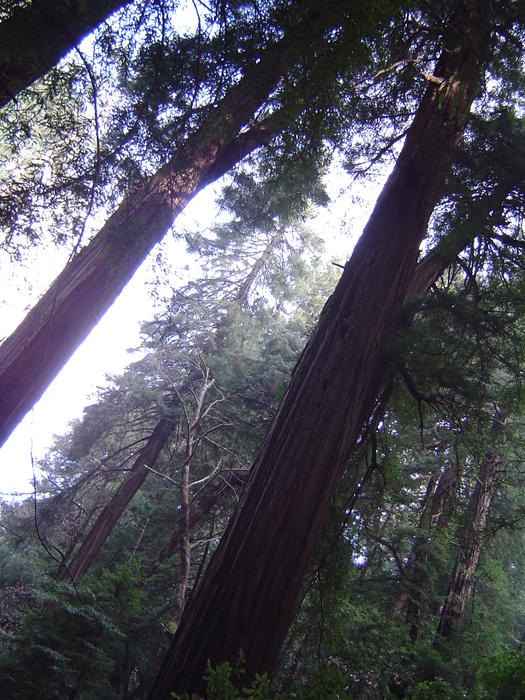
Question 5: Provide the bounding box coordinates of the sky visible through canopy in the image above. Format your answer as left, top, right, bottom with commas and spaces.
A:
0, 166, 382, 497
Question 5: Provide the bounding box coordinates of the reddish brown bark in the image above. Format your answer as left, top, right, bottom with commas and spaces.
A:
0, 0, 131, 109
150, 6, 495, 697
58, 418, 174, 583
0, 1, 338, 447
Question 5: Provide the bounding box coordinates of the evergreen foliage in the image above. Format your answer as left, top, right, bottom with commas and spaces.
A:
1, 0, 525, 697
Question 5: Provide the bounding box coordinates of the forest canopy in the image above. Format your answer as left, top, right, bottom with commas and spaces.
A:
0, 0, 525, 698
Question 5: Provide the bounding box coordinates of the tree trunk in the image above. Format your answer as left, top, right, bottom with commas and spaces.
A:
58, 418, 174, 583
437, 411, 504, 641
173, 371, 215, 620
0, 0, 336, 447
150, 6, 495, 697
391, 460, 460, 639
174, 457, 191, 621
57, 220, 283, 582
0, 0, 131, 109
389, 470, 439, 623
146, 470, 247, 578
237, 227, 286, 307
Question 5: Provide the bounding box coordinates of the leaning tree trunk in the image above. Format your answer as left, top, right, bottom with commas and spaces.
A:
0, 0, 131, 109
0, 0, 347, 447
150, 5, 495, 697
57, 418, 175, 583
437, 411, 505, 641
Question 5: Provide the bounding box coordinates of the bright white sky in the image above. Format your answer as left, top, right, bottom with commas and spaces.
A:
0, 167, 384, 498
0, 0, 391, 498
0, 186, 213, 497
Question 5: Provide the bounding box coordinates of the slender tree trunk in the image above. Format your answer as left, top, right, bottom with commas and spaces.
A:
146, 470, 247, 577
391, 460, 460, 639
0, 0, 339, 447
174, 462, 191, 620
150, 6, 495, 696
58, 418, 175, 583
0, 0, 131, 109
128, 512, 153, 564
359, 512, 394, 580
237, 227, 286, 307
437, 412, 504, 641
173, 371, 215, 620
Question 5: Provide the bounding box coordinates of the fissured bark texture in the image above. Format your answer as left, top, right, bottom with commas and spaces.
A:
150, 4, 495, 697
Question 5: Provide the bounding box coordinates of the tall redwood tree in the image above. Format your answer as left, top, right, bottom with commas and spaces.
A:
149, 3, 497, 696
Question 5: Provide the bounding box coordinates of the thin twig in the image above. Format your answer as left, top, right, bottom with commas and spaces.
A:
144, 464, 178, 486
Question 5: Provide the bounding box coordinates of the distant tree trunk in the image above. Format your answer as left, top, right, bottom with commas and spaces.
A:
0, 0, 339, 447
0, 0, 131, 109
59, 365, 217, 584
150, 6, 495, 697
236, 227, 286, 307
173, 370, 216, 621
57, 418, 175, 583
390, 459, 460, 639
359, 511, 394, 580
437, 411, 504, 641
